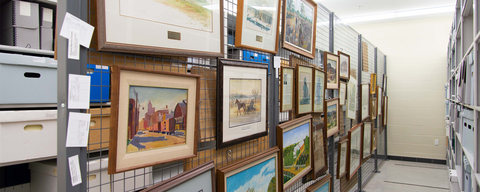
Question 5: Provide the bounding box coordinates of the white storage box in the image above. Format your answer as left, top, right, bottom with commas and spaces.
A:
0, 110, 57, 166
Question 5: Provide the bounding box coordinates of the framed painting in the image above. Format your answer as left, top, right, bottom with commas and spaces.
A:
372, 128, 377, 151
142, 161, 215, 192
312, 122, 327, 179
109, 66, 200, 174
296, 64, 313, 115
383, 96, 388, 126
338, 51, 350, 80
313, 68, 326, 113
281, 0, 317, 58
360, 84, 370, 122
324, 52, 340, 89
347, 123, 363, 180
339, 82, 347, 106
277, 115, 312, 190
346, 77, 357, 120
236, 0, 281, 53
217, 147, 280, 192
97, 0, 223, 57
281, 66, 295, 112
337, 136, 348, 179
325, 98, 339, 137
370, 73, 377, 94
377, 86, 383, 115
306, 174, 332, 192
217, 59, 268, 149
362, 122, 372, 160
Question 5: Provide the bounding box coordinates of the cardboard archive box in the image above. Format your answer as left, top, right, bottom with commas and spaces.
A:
0, 0, 40, 49
40, 7, 53, 50
87, 107, 111, 151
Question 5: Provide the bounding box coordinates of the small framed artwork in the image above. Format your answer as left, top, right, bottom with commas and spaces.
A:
372, 128, 377, 151
277, 115, 312, 190
377, 86, 383, 115
109, 66, 200, 174
347, 123, 363, 180
282, 0, 317, 58
324, 52, 340, 89
338, 51, 350, 80
312, 122, 328, 179
360, 84, 370, 121
339, 82, 347, 106
371, 97, 377, 119
142, 161, 215, 192
217, 147, 280, 192
362, 122, 372, 160
236, 0, 282, 53
296, 63, 314, 115
383, 96, 388, 126
217, 59, 268, 149
281, 66, 295, 112
370, 73, 377, 94
97, 0, 223, 57
306, 174, 332, 192
346, 77, 357, 120
337, 136, 348, 179
313, 68, 326, 113
325, 98, 339, 137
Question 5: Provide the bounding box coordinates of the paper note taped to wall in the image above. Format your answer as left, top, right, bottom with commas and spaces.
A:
68, 74, 91, 109
60, 12, 94, 48
66, 112, 91, 147
68, 155, 82, 186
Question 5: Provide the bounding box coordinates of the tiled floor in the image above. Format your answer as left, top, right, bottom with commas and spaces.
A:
363, 160, 449, 192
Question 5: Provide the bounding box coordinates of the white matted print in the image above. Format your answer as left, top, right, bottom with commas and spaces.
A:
361, 84, 369, 121
346, 77, 357, 119
339, 82, 346, 106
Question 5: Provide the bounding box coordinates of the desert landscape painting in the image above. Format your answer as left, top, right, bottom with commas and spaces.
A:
229, 79, 262, 128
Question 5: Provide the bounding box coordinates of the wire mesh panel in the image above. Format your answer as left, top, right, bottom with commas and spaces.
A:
316, 4, 331, 53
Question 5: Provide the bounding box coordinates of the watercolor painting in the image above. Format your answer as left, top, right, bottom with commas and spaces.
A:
120, 0, 213, 32
314, 129, 325, 171
299, 72, 311, 105
347, 81, 356, 113
326, 59, 337, 84
127, 86, 188, 153
314, 181, 329, 192
284, 0, 314, 51
339, 54, 348, 78
226, 157, 277, 192
283, 122, 310, 184
339, 142, 347, 176
326, 104, 337, 131
246, 0, 275, 35
229, 79, 262, 128
314, 72, 324, 107
350, 128, 361, 174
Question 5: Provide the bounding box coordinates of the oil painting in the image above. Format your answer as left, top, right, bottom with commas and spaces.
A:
324, 52, 339, 89
313, 69, 325, 113
282, 122, 310, 185
226, 157, 277, 192
325, 99, 339, 137
306, 174, 331, 192
282, 0, 316, 58
229, 79, 262, 128
326, 59, 337, 85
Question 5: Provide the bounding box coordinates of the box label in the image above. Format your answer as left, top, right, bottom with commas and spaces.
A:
32, 57, 46, 63
19, 1, 31, 17
43, 8, 53, 23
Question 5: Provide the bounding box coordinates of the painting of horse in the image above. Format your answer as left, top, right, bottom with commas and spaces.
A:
229, 79, 262, 128
234, 99, 247, 116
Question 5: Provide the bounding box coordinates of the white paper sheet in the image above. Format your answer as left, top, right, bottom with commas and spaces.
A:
60, 12, 95, 48
66, 112, 91, 147
68, 74, 91, 109
19, 1, 31, 16
68, 155, 82, 186
67, 30, 80, 60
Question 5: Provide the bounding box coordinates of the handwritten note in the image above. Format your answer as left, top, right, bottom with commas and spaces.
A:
68, 155, 82, 186
60, 12, 94, 48
68, 30, 80, 60
68, 74, 91, 109
66, 112, 91, 147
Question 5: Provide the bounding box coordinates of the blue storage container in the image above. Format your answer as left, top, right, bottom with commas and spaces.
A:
87, 64, 110, 103
243, 50, 270, 64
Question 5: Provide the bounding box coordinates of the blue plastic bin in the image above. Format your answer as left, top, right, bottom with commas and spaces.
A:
242, 50, 270, 64
87, 64, 110, 103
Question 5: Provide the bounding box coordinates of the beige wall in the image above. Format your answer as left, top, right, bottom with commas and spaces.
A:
351, 16, 451, 160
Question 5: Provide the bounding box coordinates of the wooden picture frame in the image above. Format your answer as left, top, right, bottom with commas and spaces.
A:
312, 122, 328, 179
296, 63, 314, 115
370, 73, 377, 94
360, 83, 371, 122
96, 0, 224, 57
281, 0, 317, 58
362, 122, 373, 160
324, 52, 340, 89
312, 68, 326, 113
109, 66, 200, 174
377, 86, 383, 115
338, 51, 350, 80
306, 174, 332, 192
141, 161, 215, 192
347, 123, 363, 180
337, 136, 348, 179
383, 96, 388, 126
325, 98, 340, 137
281, 66, 295, 112
277, 115, 313, 190
235, 0, 282, 53
216, 59, 268, 149
217, 147, 281, 192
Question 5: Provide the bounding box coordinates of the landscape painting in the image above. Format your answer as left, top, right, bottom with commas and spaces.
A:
339, 54, 349, 79
246, 0, 275, 35
229, 79, 262, 128
120, 0, 213, 32
299, 72, 311, 105
284, 0, 314, 52
126, 86, 188, 153
326, 59, 337, 84
326, 104, 337, 131
283, 122, 310, 184
315, 181, 329, 192
226, 157, 277, 192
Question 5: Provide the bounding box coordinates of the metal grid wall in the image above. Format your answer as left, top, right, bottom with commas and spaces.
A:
316, 4, 331, 53
361, 37, 376, 84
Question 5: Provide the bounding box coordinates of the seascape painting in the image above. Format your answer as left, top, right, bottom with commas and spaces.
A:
313, 71, 324, 111
299, 72, 311, 105
229, 79, 262, 128
339, 54, 348, 78
246, 0, 275, 35
326, 59, 337, 84
226, 157, 277, 192
326, 104, 337, 131
314, 128, 325, 172
283, 122, 310, 184
350, 128, 361, 175
120, 0, 213, 32
284, 0, 314, 52
126, 86, 188, 153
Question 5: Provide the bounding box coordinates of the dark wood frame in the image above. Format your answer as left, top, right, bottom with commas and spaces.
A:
109, 66, 200, 174
324, 52, 340, 89
96, 0, 224, 57
370, 73, 377, 94
383, 96, 388, 127
306, 174, 332, 192
312, 122, 328, 179
338, 51, 351, 80
277, 115, 313, 190
280, 66, 295, 112
346, 123, 363, 180
235, 0, 281, 53
325, 98, 340, 137
362, 122, 373, 160
339, 81, 347, 106
216, 59, 268, 149
360, 83, 371, 122
281, 0, 317, 58
377, 86, 383, 115
312, 68, 327, 113
141, 161, 215, 192
336, 136, 348, 179
217, 147, 280, 192
295, 63, 314, 115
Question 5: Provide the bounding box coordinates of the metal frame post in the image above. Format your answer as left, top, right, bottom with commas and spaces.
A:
57, 0, 88, 191
356, 34, 364, 192
327, 12, 335, 192
373, 48, 381, 173
384, 55, 388, 160
270, 57, 278, 148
